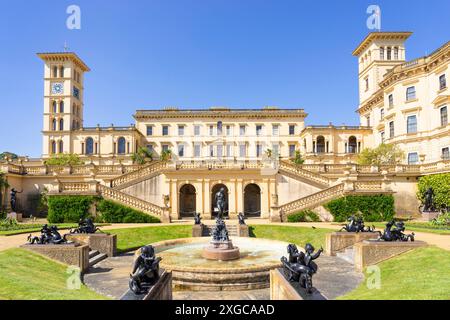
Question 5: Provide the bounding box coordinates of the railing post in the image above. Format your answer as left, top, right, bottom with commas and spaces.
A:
270, 206, 282, 222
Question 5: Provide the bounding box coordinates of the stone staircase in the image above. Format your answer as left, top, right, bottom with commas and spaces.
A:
335, 246, 355, 265
201, 223, 239, 237
88, 249, 108, 267
110, 161, 167, 190
278, 161, 332, 188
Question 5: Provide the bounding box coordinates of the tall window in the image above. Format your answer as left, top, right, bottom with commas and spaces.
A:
440, 74, 447, 90
178, 144, 184, 157
380, 47, 384, 60
406, 86, 416, 101
146, 126, 153, 136
407, 115, 417, 134
239, 144, 246, 157
194, 125, 200, 136
58, 140, 64, 153
366, 115, 371, 127
387, 47, 392, 60
256, 144, 262, 157
209, 125, 214, 136
147, 145, 154, 154
272, 144, 279, 157
52, 119, 57, 131
380, 108, 385, 120
394, 47, 399, 60
209, 145, 214, 157
59, 101, 64, 113
226, 144, 232, 157
289, 125, 295, 135
117, 137, 126, 154
162, 125, 169, 136
272, 125, 279, 136
60, 66, 64, 78
316, 136, 325, 153
365, 77, 369, 91
239, 125, 246, 136
256, 125, 262, 136
85, 137, 94, 155
59, 119, 64, 131
217, 144, 223, 158
51, 141, 56, 154
289, 144, 296, 157
53, 66, 58, 78
194, 144, 201, 157
442, 147, 449, 160
408, 152, 419, 165
178, 125, 185, 136
52, 101, 57, 113
389, 121, 395, 138
162, 144, 169, 152
348, 136, 357, 153
388, 94, 394, 108
441, 106, 448, 127
226, 125, 232, 136
217, 121, 223, 135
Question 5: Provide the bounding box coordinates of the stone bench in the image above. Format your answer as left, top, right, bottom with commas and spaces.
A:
120, 270, 172, 300
325, 232, 379, 256
353, 240, 427, 271
65, 233, 117, 257
21, 243, 90, 272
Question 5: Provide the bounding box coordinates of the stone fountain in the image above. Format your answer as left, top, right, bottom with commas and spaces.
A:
202, 218, 240, 261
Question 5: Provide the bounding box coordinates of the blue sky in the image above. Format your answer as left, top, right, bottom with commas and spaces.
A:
0, 0, 449, 157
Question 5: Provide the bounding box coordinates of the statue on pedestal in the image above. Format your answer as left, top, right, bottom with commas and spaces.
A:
194, 212, 202, 225
129, 245, 162, 295
10, 188, 23, 212
423, 187, 436, 212
377, 220, 415, 242
214, 187, 227, 219
27, 224, 68, 244
340, 215, 375, 233
238, 212, 246, 225
70, 218, 101, 234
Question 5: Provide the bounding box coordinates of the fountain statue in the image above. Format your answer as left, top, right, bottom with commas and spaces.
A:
27, 224, 68, 244
340, 215, 374, 233
129, 245, 162, 295
281, 243, 323, 294
214, 187, 227, 218
377, 220, 415, 242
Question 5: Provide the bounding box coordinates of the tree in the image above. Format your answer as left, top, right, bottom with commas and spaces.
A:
131, 147, 154, 165
357, 143, 404, 166
44, 153, 83, 166
0, 152, 18, 161
291, 150, 305, 165
160, 149, 172, 162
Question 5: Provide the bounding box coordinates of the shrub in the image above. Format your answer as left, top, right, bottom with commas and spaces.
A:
44, 153, 83, 166
287, 210, 321, 222
357, 143, 404, 166
47, 196, 94, 223
96, 199, 160, 223
417, 173, 450, 210
324, 194, 395, 222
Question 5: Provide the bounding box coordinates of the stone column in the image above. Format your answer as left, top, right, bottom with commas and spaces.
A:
228, 179, 237, 219
203, 179, 211, 219
193, 179, 203, 216
236, 179, 244, 214
261, 179, 270, 219
170, 179, 179, 220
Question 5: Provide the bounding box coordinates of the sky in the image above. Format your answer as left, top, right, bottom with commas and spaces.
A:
0, 0, 449, 157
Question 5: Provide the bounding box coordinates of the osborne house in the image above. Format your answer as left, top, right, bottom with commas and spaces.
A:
1, 32, 449, 223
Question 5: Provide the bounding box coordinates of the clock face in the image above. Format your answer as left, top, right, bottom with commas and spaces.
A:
51, 82, 64, 95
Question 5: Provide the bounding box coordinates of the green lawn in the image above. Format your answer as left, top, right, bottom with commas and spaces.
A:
249, 225, 329, 249
108, 225, 192, 252
339, 247, 450, 300
0, 249, 108, 300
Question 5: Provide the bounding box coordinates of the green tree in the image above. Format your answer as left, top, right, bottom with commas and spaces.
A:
131, 147, 153, 165
291, 150, 305, 165
0, 152, 18, 161
44, 153, 83, 166
357, 143, 404, 166
160, 149, 172, 162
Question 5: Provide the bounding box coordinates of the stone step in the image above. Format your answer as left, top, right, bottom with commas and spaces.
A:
89, 252, 108, 267
336, 247, 355, 265
89, 250, 100, 259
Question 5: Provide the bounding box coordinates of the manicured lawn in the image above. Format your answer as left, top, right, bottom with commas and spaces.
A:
108, 225, 192, 252
249, 225, 329, 249
0, 249, 108, 300
339, 247, 450, 300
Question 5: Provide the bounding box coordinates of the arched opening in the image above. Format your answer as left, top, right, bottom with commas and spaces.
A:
59, 119, 64, 131
117, 137, 126, 154
348, 136, 357, 153
316, 136, 325, 153
52, 118, 57, 131
85, 137, 94, 155
179, 184, 196, 217
51, 141, 56, 154
58, 140, 64, 153
244, 183, 261, 217
211, 184, 229, 218
60, 101, 64, 113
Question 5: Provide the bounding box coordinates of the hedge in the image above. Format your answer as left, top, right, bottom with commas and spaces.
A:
47, 196, 95, 223
287, 210, 321, 223
96, 199, 160, 223
324, 194, 395, 222
417, 173, 450, 209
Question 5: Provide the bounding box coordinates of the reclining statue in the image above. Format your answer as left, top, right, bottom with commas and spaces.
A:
27, 224, 68, 244
340, 215, 375, 233
281, 243, 323, 294
129, 245, 162, 295
70, 218, 101, 234
378, 220, 415, 242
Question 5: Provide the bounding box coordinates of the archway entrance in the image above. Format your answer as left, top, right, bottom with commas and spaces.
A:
211, 184, 229, 218
179, 184, 196, 217
244, 184, 261, 217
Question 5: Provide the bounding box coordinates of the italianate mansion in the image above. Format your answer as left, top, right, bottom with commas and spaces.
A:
2, 32, 449, 222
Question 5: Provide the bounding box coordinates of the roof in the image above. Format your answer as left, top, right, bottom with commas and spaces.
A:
352, 32, 413, 56
37, 52, 91, 72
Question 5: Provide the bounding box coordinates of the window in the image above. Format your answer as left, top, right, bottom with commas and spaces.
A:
194, 125, 201, 136
52, 101, 57, 113
289, 144, 296, 157
59, 119, 64, 131
178, 144, 185, 157
381, 131, 385, 143
387, 47, 392, 60
289, 125, 295, 135
239, 144, 246, 157
52, 119, 56, 131
272, 144, 279, 157
162, 144, 169, 152
60, 66, 64, 78
272, 125, 279, 136
178, 125, 185, 136
117, 137, 126, 154
162, 125, 169, 136
209, 145, 214, 157
226, 125, 232, 136
407, 115, 417, 134
209, 125, 214, 136
388, 94, 394, 108
146, 125, 153, 136
441, 106, 448, 127
365, 77, 369, 91
380, 47, 384, 60
53, 66, 58, 78
51, 141, 56, 154
380, 108, 385, 120
217, 121, 223, 135
239, 125, 246, 136
256, 125, 262, 136
440, 74, 447, 90
316, 136, 325, 153
58, 140, 64, 153
366, 115, 371, 127
194, 144, 201, 157
408, 153, 419, 165
394, 47, 399, 60
60, 101, 64, 113
256, 144, 262, 157
217, 145, 223, 158
406, 86, 416, 101
442, 147, 450, 160
85, 137, 94, 155
348, 136, 357, 153
389, 121, 395, 138
226, 144, 232, 157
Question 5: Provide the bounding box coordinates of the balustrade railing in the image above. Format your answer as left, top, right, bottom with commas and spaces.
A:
279, 161, 331, 186
110, 161, 167, 188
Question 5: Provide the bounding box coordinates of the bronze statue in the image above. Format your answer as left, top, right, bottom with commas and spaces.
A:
27, 224, 68, 244
211, 218, 229, 242
129, 245, 162, 295
10, 188, 23, 212
238, 212, 246, 225
281, 243, 323, 294
340, 215, 374, 233
70, 218, 100, 234
194, 212, 202, 225
423, 187, 436, 212
378, 220, 415, 242
214, 187, 227, 219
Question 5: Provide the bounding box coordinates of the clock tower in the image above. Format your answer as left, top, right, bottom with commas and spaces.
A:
37, 52, 90, 157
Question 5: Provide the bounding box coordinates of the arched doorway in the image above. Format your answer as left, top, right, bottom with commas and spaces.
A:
179, 184, 196, 217
348, 136, 357, 153
211, 184, 229, 218
244, 184, 261, 217
316, 136, 325, 153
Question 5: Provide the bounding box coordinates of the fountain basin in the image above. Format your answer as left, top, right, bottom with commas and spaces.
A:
138, 237, 290, 291
202, 240, 240, 261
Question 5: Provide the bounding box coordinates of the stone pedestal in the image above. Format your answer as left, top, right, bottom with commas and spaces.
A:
202, 240, 240, 261
121, 270, 173, 300
237, 224, 250, 237
325, 232, 379, 256
7, 212, 23, 222
65, 233, 117, 257
353, 240, 427, 271
192, 224, 204, 237
21, 243, 90, 272
270, 269, 325, 300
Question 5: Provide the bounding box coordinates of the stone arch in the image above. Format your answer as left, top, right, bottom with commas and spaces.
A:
243, 183, 261, 217
179, 184, 196, 218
